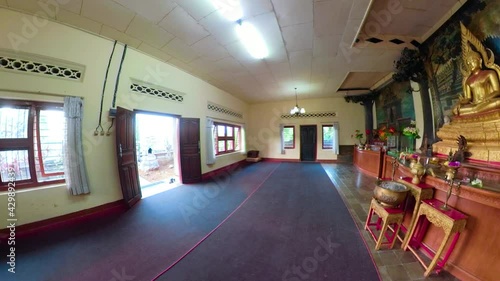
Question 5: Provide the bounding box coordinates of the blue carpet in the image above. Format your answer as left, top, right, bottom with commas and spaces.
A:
155, 162, 380, 281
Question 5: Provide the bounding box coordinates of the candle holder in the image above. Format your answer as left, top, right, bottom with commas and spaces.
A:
441, 179, 462, 211
441, 161, 461, 211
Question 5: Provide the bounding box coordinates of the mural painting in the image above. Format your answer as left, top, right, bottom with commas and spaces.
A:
420, 0, 500, 131
375, 81, 415, 149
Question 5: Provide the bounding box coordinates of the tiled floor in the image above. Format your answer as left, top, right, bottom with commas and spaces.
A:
322, 162, 460, 281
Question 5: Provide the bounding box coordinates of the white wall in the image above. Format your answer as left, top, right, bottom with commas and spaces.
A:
247, 98, 365, 160
0, 8, 247, 227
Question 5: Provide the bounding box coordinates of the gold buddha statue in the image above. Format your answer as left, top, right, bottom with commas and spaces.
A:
452, 23, 500, 116
434, 23, 500, 163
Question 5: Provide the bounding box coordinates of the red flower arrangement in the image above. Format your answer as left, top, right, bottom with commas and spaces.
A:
377, 125, 396, 141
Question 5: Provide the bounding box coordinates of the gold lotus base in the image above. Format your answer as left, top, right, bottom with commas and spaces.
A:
433, 109, 500, 163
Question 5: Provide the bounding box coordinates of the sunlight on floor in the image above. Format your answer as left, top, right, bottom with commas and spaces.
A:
141, 178, 181, 199
141, 177, 181, 198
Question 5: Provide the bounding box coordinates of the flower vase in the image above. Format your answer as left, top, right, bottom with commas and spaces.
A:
407, 136, 415, 152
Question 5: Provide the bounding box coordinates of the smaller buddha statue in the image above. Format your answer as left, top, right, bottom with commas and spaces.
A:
452, 50, 500, 115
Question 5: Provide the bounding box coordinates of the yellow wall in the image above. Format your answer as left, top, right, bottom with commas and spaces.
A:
0, 8, 247, 227
247, 98, 365, 160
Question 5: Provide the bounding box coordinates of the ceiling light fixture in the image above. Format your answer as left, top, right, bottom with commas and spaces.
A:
235, 20, 269, 59
290, 87, 305, 115
210, 0, 243, 21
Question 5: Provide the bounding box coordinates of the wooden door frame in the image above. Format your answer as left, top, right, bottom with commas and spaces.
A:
299, 124, 317, 161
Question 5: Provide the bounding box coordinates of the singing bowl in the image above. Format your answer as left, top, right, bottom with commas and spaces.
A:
374, 180, 410, 207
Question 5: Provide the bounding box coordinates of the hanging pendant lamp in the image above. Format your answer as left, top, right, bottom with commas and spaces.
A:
290, 87, 305, 115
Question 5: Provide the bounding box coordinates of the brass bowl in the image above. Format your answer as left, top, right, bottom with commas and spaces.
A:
374, 180, 410, 207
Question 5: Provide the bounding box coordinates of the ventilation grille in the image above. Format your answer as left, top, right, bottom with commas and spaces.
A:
0, 56, 83, 80
207, 103, 243, 119
281, 112, 337, 119
130, 83, 184, 102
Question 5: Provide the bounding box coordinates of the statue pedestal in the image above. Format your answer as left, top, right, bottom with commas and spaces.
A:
433, 109, 500, 165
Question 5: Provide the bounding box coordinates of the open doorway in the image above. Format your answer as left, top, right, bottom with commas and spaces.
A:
135, 112, 180, 198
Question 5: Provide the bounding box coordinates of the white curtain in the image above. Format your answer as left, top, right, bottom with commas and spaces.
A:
63, 96, 90, 195
332, 122, 340, 154
279, 123, 285, 154
206, 118, 216, 164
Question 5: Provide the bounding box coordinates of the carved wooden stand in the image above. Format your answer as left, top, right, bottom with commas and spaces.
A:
403, 199, 468, 277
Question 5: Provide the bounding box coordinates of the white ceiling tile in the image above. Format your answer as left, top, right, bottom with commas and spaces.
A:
6, 0, 55, 18
282, 23, 313, 52
137, 42, 172, 62
126, 15, 174, 48
225, 40, 256, 62
82, 0, 135, 32
56, 9, 102, 34
342, 18, 363, 48
254, 72, 277, 86
191, 36, 229, 61
168, 58, 194, 73
100, 25, 142, 48
199, 12, 239, 46
61, 0, 83, 14
314, 0, 352, 36
161, 37, 199, 63
188, 57, 222, 74
215, 57, 247, 74
175, 0, 216, 21
209, 70, 235, 83
240, 60, 271, 76
311, 57, 334, 79
113, 0, 176, 23
268, 62, 292, 81
158, 6, 210, 45
313, 35, 341, 57
349, 0, 372, 19
241, 0, 273, 17
289, 50, 312, 82
251, 12, 286, 61
272, 0, 313, 27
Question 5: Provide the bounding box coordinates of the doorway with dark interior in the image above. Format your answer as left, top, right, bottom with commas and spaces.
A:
300, 125, 317, 161
135, 112, 181, 198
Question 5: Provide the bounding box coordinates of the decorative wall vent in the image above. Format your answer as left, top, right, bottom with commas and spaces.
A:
207, 103, 243, 119
281, 112, 337, 119
389, 38, 405, 45
0, 55, 83, 81
366, 37, 383, 44
130, 82, 184, 102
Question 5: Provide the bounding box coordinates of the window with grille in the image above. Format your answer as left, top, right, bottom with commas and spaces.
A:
214, 122, 241, 155
283, 126, 295, 149
0, 100, 65, 190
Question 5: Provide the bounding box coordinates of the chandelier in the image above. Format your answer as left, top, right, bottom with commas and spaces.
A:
290, 87, 305, 115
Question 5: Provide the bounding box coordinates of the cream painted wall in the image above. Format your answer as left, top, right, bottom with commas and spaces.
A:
0, 8, 247, 227
247, 98, 365, 160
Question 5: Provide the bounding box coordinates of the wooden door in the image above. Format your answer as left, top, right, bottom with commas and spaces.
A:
300, 125, 317, 161
179, 118, 201, 183
116, 107, 141, 207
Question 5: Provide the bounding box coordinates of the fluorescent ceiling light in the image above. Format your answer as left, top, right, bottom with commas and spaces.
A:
235, 21, 269, 59
210, 0, 243, 21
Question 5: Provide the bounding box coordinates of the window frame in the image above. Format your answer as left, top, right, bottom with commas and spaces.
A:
214, 122, 241, 156
0, 99, 65, 190
322, 124, 334, 149
283, 125, 295, 149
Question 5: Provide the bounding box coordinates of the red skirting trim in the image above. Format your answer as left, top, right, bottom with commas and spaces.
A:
202, 159, 247, 181
0, 200, 126, 241
262, 158, 338, 163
